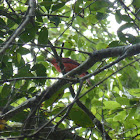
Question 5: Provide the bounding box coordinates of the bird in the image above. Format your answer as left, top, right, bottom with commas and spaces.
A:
46, 57, 91, 86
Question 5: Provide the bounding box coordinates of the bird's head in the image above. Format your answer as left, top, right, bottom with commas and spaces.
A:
46, 58, 56, 63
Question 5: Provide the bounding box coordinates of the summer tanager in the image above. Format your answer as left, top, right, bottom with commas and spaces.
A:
47, 58, 91, 85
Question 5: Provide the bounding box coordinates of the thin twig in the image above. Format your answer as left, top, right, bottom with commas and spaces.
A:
0, 76, 78, 84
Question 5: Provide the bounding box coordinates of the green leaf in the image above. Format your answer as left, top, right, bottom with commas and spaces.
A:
125, 34, 138, 44
52, 2, 65, 12
40, 1, 53, 11
20, 24, 36, 43
0, 17, 6, 27
36, 55, 45, 62
92, 99, 103, 107
108, 41, 122, 48
128, 88, 140, 97
116, 97, 130, 105
32, 63, 46, 76
16, 47, 30, 55
46, 105, 94, 128
31, 63, 47, 85
115, 10, 122, 24
117, 23, 135, 43
27, 87, 36, 93
20, 81, 29, 93
132, 0, 140, 8
106, 118, 120, 129
73, 0, 84, 17
0, 39, 3, 44
129, 98, 139, 105
119, 66, 139, 88
15, 64, 32, 78
0, 30, 5, 37
44, 84, 69, 108
124, 119, 139, 129
113, 111, 126, 122
13, 55, 25, 68
86, 14, 98, 25
38, 27, 48, 45
117, 32, 126, 43
90, 1, 108, 11
0, 84, 11, 98
126, 108, 137, 120
45, 106, 65, 117
96, 42, 107, 50
17, 53, 21, 63
69, 107, 94, 128
10, 110, 28, 122
104, 101, 121, 110
50, 16, 60, 27
96, 12, 106, 20
116, 76, 123, 91
118, 23, 134, 33
35, 10, 43, 23
85, 98, 91, 109
1, 61, 13, 79
121, 15, 132, 22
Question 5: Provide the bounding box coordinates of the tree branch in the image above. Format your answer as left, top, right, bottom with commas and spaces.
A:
0, 76, 78, 84
0, 0, 36, 55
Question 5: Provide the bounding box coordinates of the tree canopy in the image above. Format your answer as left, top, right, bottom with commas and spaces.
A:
0, 0, 140, 139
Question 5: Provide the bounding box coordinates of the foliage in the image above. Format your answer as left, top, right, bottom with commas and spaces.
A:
0, 0, 140, 139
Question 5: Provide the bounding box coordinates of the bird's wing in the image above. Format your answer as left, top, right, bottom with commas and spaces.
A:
62, 58, 80, 66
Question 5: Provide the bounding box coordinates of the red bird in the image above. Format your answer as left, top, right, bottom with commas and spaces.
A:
47, 58, 91, 85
